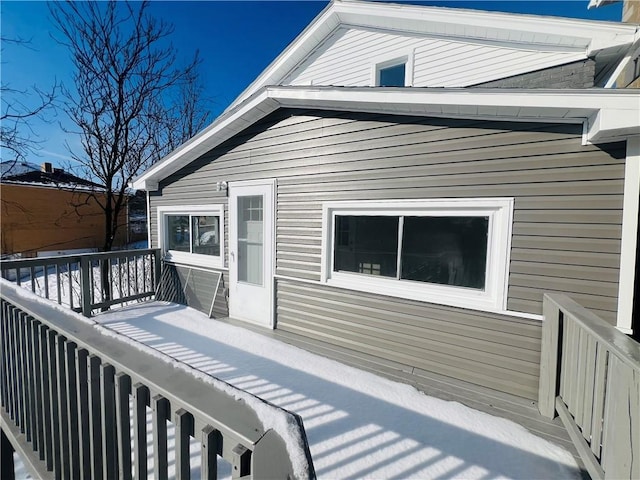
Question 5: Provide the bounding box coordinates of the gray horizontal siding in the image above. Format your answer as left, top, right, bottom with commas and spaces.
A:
150, 109, 625, 398
276, 278, 542, 399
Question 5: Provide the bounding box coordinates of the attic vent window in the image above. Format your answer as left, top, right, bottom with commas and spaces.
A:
378, 63, 406, 87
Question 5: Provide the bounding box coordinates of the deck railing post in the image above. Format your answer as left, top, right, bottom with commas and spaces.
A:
47, 329, 62, 478
154, 250, 162, 294
115, 372, 132, 480
538, 294, 562, 418
55, 335, 70, 480
88, 355, 103, 480
24, 317, 37, 450
174, 408, 193, 480
231, 444, 251, 479
1, 429, 16, 480
100, 363, 118, 480
152, 394, 170, 480
38, 324, 53, 469
201, 425, 219, 480
132, 383, 149, 480
75, 348, 91, 480
80, 257, 92, 318
65, 341, 80, 480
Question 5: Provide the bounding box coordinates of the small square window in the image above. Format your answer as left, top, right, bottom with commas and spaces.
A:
378, 63, 406, 87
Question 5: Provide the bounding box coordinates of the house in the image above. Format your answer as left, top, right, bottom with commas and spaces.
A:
133, 0, 640, 401
1, 162, 128, 257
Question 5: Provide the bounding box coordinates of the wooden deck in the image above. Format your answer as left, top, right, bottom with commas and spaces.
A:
218, 316, 587, 475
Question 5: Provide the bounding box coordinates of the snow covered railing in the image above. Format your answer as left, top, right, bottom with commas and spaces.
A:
0, 282, 315, 479
0, 248, 161, 317
538, 293, 639, 480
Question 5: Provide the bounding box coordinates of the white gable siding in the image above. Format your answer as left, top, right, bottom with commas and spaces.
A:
283, 28, 587, 88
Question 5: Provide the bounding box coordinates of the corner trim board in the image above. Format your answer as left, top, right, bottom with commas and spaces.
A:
616, 136, 640, 334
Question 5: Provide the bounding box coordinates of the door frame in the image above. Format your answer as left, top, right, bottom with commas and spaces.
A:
227, 179, 276, 328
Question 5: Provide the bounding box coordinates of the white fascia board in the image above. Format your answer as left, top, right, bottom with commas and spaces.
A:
335, 0, 636, 52
138, 86, 640, 190
587, 108, 640, 144
270, 85, 635, 118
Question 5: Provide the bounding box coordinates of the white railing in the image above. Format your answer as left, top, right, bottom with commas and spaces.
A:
0, 282, 315, 479
538, 293, 639, 480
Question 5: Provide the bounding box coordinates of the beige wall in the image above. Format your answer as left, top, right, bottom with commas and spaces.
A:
1, 183, 127, 255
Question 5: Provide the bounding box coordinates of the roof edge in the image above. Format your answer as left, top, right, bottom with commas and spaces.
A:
133, 85, 640, 191
225, 0, 639, 112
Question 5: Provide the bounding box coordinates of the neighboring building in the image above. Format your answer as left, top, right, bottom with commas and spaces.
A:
1, 162, 128, 256
133, 0, 640, 399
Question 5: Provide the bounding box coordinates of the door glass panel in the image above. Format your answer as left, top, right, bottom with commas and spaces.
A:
238, 195, 263, 285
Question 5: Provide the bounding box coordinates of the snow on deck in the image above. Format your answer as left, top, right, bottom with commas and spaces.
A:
93, 301, 581, 480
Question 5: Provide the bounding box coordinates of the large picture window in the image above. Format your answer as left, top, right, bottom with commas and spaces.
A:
322, 199, 513, 312
158, 205, 224, 268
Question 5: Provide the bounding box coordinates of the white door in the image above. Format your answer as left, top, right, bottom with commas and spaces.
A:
228, 181, 275, 327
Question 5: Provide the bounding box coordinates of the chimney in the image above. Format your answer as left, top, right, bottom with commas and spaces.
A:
41, 162, 53, 173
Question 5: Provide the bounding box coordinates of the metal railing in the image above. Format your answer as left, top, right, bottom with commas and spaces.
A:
0, 249, 161, 317
0, 281, 315, 479
538, 293, 640, 480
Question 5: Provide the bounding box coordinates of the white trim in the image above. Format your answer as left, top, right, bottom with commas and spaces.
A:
227, 177, 278, 284
162, 259, 229, 273
132, 86, 640, 191
157, 204, 225, 269
616, 326, 634, 335
616, 136, 640, 334
146, 190, 152, 248
320, 198, 514, 313
228, 179, 277, 328
370, 49, 414, 87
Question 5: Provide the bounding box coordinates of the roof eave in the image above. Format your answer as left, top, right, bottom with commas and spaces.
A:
133, 86, 640, 191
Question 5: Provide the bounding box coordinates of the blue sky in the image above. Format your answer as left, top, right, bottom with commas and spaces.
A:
1, 0, 624, 169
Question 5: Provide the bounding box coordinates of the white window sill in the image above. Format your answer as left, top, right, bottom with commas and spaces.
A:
164, 251, 224, 270
326, 272, 503, 313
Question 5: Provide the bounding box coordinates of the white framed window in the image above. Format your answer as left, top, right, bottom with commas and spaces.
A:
321, 198, 514, 312
157, 205, 225, 269
372, 51, 414, 87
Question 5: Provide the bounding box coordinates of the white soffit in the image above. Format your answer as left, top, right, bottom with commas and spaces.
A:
133, 86, 640, 191
227, 0, 639, 111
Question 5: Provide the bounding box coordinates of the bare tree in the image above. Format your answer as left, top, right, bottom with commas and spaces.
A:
1, 37, 57, 167
49, 0, 210, 253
